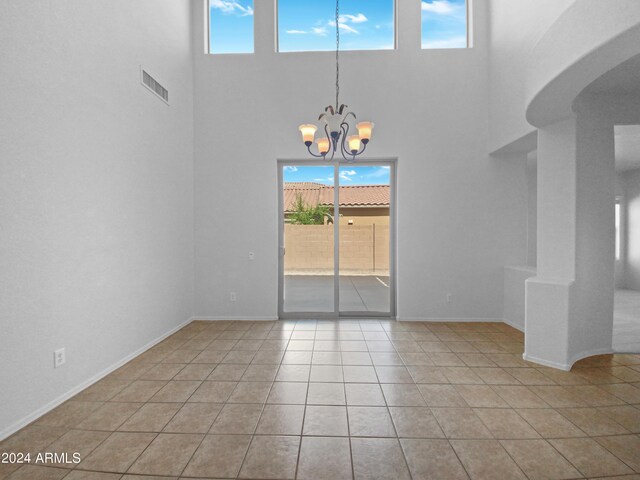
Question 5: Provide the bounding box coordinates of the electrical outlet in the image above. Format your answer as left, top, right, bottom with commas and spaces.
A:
230, 292, 237, 302
446, 293, 452, 303
248, 252, 255, 260
54, 348, 66, 368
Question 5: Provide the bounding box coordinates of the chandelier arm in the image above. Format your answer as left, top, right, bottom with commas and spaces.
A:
354, 141, 368, 157
300, 0, 374, 161
324, 124, 334, 153
339, 122, 352, 160
306, 144, 326, 158
344, 111, 356, 122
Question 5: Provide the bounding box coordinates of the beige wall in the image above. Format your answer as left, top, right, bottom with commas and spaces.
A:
339, 207, 390, 226
284, 224, 389, 274
285, 207, 389, 226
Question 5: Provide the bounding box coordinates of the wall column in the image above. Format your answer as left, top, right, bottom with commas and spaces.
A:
525, 102, 615, 370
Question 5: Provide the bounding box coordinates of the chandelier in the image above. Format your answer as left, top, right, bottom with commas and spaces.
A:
297, 0, 374, 161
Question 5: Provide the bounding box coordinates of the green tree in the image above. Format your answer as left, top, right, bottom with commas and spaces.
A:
289, 193, 333, 225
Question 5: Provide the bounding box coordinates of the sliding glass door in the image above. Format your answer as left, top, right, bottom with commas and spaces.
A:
280, 165, 335, 314
338, 165, 391, 315
278, 161, 395, 319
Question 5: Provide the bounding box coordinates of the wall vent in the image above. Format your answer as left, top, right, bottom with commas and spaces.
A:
141, 69, 169, 104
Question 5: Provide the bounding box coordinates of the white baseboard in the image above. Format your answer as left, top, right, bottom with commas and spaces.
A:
194, 316, 506, 323
502, 317, 524, 332
566, 347, 614, 368
522, 353, 572, 371
190, 316, 278, 321
523, 346, 613, 372
396, 317, 505, 323
0, 317, 193, 442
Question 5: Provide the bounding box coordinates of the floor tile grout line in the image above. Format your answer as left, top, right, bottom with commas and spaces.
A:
292, 337, 313, 480
373, 338, 410, 479
125, 321, 242, 478
340, 339, 358, 480
505, 404, 600, 477
232, 323, 289, 479
169, 320, 266, 479
7, 320, 640, 479
38, 423, 115, 474
579, 433, 640, 476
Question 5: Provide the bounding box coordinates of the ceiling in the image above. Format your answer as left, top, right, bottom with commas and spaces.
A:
581, 53, 640, 96
587, 53, 640, 171
528, 52, 640, 172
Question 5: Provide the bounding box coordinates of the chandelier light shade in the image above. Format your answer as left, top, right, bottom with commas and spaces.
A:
299, 124, 318, 146
297, 0, 374, 161
316, 137, 331, 154
347, 135, 362, 154
356, 121, 374, 143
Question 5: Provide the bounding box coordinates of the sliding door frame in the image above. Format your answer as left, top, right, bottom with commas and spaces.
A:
277, 158, 397, 320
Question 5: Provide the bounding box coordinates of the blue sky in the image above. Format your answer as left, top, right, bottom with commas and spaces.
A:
209, 0, 254, 54
278, 0, 395, 52
284, 165, 390, 186
209, 0, 467, 54
422, 0, 467, 49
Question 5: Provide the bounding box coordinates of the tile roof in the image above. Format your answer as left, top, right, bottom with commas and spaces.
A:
284, 182, 389, 211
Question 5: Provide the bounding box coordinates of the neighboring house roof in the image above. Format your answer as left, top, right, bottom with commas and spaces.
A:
284, 182, 389, 212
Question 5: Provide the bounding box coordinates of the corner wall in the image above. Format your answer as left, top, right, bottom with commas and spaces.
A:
0, 0, 195, 438
488, 0, 575, 151
192, 0, 528, 320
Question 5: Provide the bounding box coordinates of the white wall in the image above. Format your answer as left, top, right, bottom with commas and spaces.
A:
503, 265, 536, 331
488, 0, 574, 151
526, 155, 538, 266
0, 0, 195, 438
624, 168, 640, 290
193, 0, 529, 320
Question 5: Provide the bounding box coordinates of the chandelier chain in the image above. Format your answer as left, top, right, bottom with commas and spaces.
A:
335, 0, 340, 109
298, 0, 372, 161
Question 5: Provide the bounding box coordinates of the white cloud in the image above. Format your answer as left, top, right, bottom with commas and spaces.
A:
210, 0, 253, 16
339, 173, 354, 182
339, 23, 359, 34
421, 1, 456, 15
301, 12, 367, 37
339, 13, 368, 24
342, 170, 357, 176
312, 26, 328, 36
284, 166, 298, 172
314, 176, 335, 184
422, 36, 467, 49
329, 20, 359, 34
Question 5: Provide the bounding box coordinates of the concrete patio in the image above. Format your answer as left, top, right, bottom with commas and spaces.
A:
284, 275, 390, 313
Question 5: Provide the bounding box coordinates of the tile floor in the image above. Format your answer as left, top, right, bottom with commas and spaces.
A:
2, 319, 640, 480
